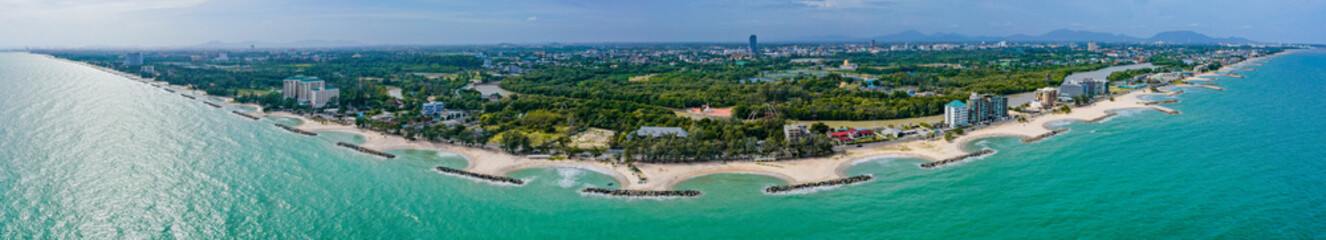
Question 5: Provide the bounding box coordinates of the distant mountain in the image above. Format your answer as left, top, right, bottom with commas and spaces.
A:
189, 40, 369, 49
813, 29, 1257, 44
1146, 31, 1255, 44
1024, 29, 1140, 42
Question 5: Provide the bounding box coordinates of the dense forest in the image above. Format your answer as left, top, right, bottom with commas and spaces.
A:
503, 51, 1109, 121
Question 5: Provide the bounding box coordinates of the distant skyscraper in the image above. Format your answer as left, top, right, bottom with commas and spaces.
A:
1087, 41, 1099, 52
122, 52, 144, 67
748, 34, 758, 53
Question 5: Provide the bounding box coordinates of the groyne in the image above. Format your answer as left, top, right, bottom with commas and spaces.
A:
1022, 129, 1070, 143
164, 88, 176, 93
1167, 90, 1185, 97
232, 111, 260, 120
1152, 107, 1181, 115
921, 149, 996, 168
1196, 85, 1226, 91
336, 142, 396, 159
1144, 100, 1180, 105
204, 101, 222, 108
275, 124, 317, 136
181, 94, 196, 99
764, 175, 873, 194
581, 188, 701, 198
433, 166, 525, 185
1085, 113, 1119, 124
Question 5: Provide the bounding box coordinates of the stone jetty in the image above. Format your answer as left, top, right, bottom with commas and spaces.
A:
764, 175, 874, 194
181, 94, 196, 99
336, 142, 396, 159
164, 88, 176, 93
581, 188, 701, 198
1084, 113, 1118, 124
1166, 90, 1185, 97
434, 166, 525, 185
1144, 100, 1180, 105
232, 111, 260, 120
921, 149, 996, 168
275, 124, 317, 136
1195, 85, 1225, 91
204, 102, 222, 108
1022, 129, 1070, 143
1151, 106, 1181, 115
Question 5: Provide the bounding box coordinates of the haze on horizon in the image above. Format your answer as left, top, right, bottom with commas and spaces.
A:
2, 0, 1323, 48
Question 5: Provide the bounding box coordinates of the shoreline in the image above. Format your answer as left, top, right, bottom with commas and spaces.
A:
45, 50, 1291, 194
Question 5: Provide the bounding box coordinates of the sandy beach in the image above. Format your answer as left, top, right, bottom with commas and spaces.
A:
255, 87, 1176, 191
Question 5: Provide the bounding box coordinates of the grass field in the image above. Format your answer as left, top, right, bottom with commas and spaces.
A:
236, 89, 273, 96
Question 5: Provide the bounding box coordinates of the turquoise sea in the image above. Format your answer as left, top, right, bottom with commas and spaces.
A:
1, 51, 1324, 239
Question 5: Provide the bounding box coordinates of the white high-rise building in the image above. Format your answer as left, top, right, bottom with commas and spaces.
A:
308, 87, 339, 108
945, 100, 970, 127
282, 76, 336, 107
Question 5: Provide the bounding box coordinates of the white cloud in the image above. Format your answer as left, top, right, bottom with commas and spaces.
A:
796, 0, 895, 10
0, 0, 210, 16
527, 16, 538, 21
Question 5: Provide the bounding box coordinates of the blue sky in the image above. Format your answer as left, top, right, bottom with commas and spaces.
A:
1, 0, 1323, 48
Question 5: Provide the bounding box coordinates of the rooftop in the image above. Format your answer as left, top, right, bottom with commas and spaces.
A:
285, 76, 323, 82
946, 100, 967, 107
634, 126, 688, 138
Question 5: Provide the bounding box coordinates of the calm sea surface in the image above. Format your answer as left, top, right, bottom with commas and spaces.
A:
1, 51, 1323, 239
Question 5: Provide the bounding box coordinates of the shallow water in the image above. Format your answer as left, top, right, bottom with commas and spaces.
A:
0, 52, 1323, 238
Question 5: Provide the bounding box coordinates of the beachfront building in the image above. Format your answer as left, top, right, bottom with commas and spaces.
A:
783, 124, 809, 141
282, 76, 337, 107
1059, 78, 1109, 99
632, 126, 688, 138
308, 87, 339, 108
968, 93, 1008, 124
422, 102, 446, 116
945, 100, 970, 127
1035, 88, 1059, 109
828, 128, 875, 142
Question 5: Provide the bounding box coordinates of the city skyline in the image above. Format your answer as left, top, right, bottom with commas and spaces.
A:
2, 0, 1324, 48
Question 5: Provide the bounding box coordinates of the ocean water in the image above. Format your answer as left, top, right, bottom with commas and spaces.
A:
1, 51, 1324, 239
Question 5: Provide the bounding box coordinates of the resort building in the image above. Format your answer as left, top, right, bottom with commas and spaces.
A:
282, 76, 338, 108
422, 102, 446, 116
945, 100, 970, 127
1035, 87, 1059, 109
632, 126, 688, 138
308, 87, 339, 108
828, 128, 876, 142
1060, 78, 1109, 98
783, 124, 810, 141
968, 93, 1009, 124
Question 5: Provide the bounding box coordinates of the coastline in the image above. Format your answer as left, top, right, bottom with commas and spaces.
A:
47, 50, 1290, 193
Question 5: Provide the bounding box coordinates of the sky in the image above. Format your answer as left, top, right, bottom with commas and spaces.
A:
1, 0, 1323, 48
